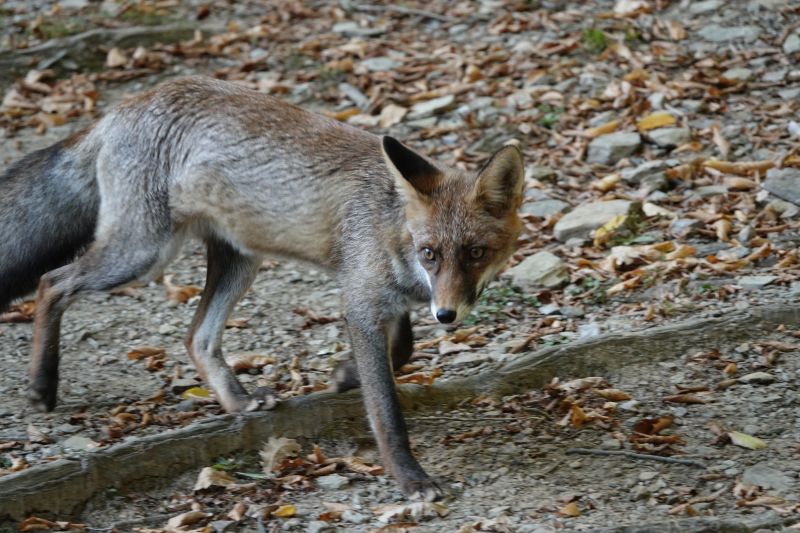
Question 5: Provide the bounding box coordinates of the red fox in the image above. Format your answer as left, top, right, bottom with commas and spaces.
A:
0, 77, 524, 500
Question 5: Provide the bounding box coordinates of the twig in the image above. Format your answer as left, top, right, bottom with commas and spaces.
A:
566, 448, 706, 469
353, 3, 457, 22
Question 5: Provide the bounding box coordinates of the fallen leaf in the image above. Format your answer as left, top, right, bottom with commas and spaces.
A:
260, 437, 301, 472
166, 510, 210, 529
638, 112, 676, 132
374, 502, 449, 523
557, 501, 581, 517
272, 504, 296, 518
379, 104, 408, 128
225, 353, 275, 372
729, 431, 767, 450
105, 48, 128, 68
164, 275, 202, 304
663, 394, 706, 404
194, 466, 236, 491
593, 388, 631, 401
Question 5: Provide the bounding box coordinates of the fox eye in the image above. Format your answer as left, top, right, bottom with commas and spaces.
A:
421, 247, 436, 262
469, 247, 485, 260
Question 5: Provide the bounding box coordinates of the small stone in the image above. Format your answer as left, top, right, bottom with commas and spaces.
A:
528, 165, 558, 181
62, 436, 100, 452
306, 521, 337, 533
784, 32, 800, 55
577, 322, 601, 338
505, 251, 569, 289
210, 521, 236, 533
743, 463, 793, 494
738, 275, 777, 290
341, 510, 370, 524
587, 132, 642, 165
647, 127, 691, 148
763, 168, 800, 205
332, 22, 385, 37
768, 199, 800, 218
554, 200, 631, 242
619, 400, 640, 411
690, 0, 722, 13
407, 94, 455, 119
738, 225, 755, 242
601, 437, 622, 450
53, 424, 82, 435
158, 323, 175, 335
631, 485, 651, 501
316, 473, 350, 490
560, 306, 585, 318
779, 87, 800, 101
522, 199, 570, 217
60, 0, 89, 8
360, 57, 400, 72
722, 68, 753, 81
670, 218, 701, 237
621, 160, 668, 184
762, 70, 787, 83
699, 25, 761, 43
538, 303, 561, 315
639, 471, 658, 481
739, 372, 777, 385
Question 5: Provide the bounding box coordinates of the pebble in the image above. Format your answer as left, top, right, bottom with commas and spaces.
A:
763, 168, 800, 205
522, 199, 570, 217
305, 522, 336, 533
621, 160, 669, 184
739, 372, 777, 385
341, 510, 370, 524
722, 68, 753, 81
587, 132, 642, 165
505, 251, 569, 289
553, 199, 631, 242
62, 436, 100, 452
698, 25, 761, 43
408, 94, 455, 119
784, 32, 800, 55
646, 127, 691, 148
690, 0, 722, 13
742, 463, 794, 493
738, 275, 777, 290
316, 473, 350, 490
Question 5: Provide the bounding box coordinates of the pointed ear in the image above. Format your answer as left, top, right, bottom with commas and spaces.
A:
473, 144, 525, 216
382, 136, 440, 200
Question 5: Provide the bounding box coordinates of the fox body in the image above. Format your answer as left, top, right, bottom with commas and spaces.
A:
0, 77, 524, 499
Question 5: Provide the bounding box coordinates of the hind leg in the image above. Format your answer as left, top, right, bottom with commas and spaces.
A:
184, 237, 271, 413
29, 237, 165, 411
332, 312, 413, 393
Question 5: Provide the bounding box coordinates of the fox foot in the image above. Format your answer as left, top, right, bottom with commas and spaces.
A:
28, 382, 58, 412
331, 359, 360, 393
221, 386, 279, 413
400, 476, 446, 502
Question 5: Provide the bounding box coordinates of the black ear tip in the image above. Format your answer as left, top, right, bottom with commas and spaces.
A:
382, 136, 402, 153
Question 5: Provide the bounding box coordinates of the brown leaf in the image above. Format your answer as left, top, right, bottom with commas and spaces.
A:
593, 388, 632, 401
633, 415, 674, 435
557, 501, 581, 517
163, 275, 202, 304
194, 466, 236, 491
105, 47, 128, 69
663, 394, 706, 404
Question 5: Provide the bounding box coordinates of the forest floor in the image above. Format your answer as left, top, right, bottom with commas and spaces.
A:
1, 0, 800, 531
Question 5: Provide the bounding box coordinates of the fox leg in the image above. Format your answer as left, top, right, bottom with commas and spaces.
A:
345, 306, 442, 501
332, 312, 412, 392
184, 237, 273, 413
29, 238, 165, 411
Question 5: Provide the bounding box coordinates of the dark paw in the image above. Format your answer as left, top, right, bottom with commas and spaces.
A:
28, 385, 57, 412
401, 477, 446, 502
246, 387, 279, 411
331, 359, 360, 393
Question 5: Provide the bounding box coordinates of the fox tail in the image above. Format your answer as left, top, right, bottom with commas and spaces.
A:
0, 132, 100, 311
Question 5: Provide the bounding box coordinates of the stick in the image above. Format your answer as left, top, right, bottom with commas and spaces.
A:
566, 448, 706, 468
353, 3, 457, 22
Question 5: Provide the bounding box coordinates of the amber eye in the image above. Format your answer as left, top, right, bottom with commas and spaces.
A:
422, 248, 436, 261
469, 247, 485, 260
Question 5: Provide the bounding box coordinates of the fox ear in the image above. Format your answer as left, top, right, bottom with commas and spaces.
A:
473, 144, 525, 216
382, 136, 439, 200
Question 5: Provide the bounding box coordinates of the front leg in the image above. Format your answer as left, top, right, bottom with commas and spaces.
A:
346, 307, 442, 501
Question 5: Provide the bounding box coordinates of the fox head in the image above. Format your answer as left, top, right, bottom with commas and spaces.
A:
382, 136, 524, 324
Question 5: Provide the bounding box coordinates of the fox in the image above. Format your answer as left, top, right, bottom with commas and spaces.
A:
0, 76, 524, 500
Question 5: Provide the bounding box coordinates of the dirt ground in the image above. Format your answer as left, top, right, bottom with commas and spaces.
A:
2, 0, 800, 531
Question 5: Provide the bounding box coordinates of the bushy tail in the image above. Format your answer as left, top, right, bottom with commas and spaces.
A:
0, 134, 100, 311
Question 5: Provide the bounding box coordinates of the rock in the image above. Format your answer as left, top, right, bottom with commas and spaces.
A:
341, 510, 370, 524
53, 424, 82, 435
306, 521, 337, 533
361, 57, 401, 72
639, 471, 658, 482
647, 127, 691, 148
587, 132, 642, 165
739, 372, 777, 385
738, 275, 777, 290
743, 463, 793, 494
690, 0, 722, 13
722, 68, 753, 81
553, 200, 631, 242
506, 251, 569, 289
527, 165, 557, 181
538, 303, 561, 315
699, 25, 761, 43
693, 185, 728, 197
621, 160, 668, 184
316, 473, 350, 490
768, 199, 800, 218
738, 225, 755, 242
60, 0, 89, 8
784, 32, 800, 55
210, 521, 236, 533
601, 437, 622, 450
577, 322, 601, 338
332, 22, 385, 37
779, 87, 800, 101
407, 94, 455, 119
522, 199, 570, 217
62, 436, 100, 452
670, 218, 701, 237
763, 168, 800, 205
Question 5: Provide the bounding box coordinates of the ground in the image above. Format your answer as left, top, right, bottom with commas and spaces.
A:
1, 0, 800, 531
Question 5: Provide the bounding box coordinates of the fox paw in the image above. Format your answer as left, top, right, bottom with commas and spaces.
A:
27, 385, 57, 413
244, 387, 278, 411
331, 359, 360, 393
401, 477, 446, 502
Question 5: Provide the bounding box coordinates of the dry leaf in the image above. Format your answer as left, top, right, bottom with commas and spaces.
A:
638, 112, 676, 132
166, 510, 210, 529
272, 504, 296, 518
729, 431, 767, 450
225, 353, 275, 372
585, 119, 620, 138
594, 388, 631, 401
379, 104, 408, 128
106, 48, 128, 68
374, 502, 449, 523
663, 394, 706, 404
194, 466, 236, 491
260, 437, 301, 472
164, 275, 202, 304
557, 501, 581, 517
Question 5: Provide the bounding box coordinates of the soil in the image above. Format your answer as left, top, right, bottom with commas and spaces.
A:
1, 0, 800, 531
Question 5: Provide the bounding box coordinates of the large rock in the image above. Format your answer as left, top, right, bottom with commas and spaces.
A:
506, 251, 569, 290
763, 168, 800, 205
699, 25, 761, 43
522, 199, 570, 217
554, 200, 631, 242
742, 463, 793, 494
587, 132, 642, 165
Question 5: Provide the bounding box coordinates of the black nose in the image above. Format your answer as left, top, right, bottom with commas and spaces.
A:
436, 309, 457, 324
